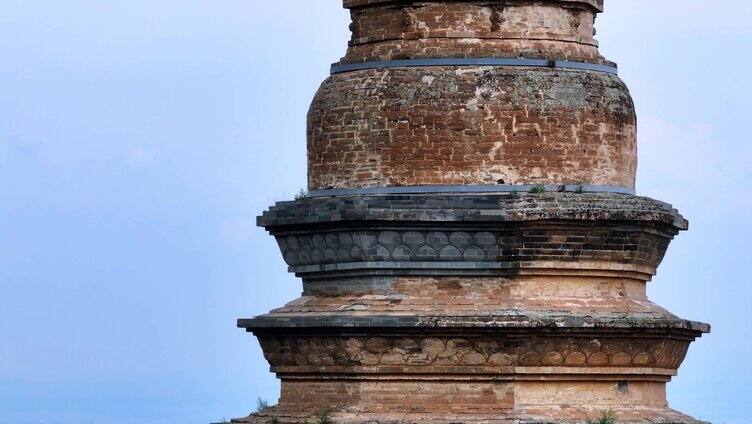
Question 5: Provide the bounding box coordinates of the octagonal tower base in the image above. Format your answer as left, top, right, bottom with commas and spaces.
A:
233, 194, 708, 424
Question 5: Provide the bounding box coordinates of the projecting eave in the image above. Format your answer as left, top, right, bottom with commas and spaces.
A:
240, 312, 710, 335
257, 193, 688, 232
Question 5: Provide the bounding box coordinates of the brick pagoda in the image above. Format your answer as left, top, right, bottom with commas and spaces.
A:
236, 0, 709, 422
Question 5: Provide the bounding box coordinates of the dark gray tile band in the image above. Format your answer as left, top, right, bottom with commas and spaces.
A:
308, 184, 635, 198
292, 262, 508, 273
331, 58, 619, 75
259, 192, 687, 229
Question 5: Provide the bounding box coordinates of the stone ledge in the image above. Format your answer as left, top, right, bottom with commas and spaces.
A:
258, 193, 686, 230
233, 408, 707, 424
272, 367, 679, 379
240, 311, 710, 334
258, 194, 685, 284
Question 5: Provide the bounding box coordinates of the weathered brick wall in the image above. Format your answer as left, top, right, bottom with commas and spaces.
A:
269, 380, 670, 415
251, 380, 674, 422
271, 276, 661, 314
276, 380, 515, 414
307, 0, 637, 190
342, 1, 606, 64
308, 67, 636, 189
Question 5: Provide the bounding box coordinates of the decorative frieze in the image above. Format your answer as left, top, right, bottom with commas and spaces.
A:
258, 334, 692, 371
260, 193, 684, 282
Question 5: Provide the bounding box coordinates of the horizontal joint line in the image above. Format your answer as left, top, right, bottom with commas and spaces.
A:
307, 184, 635, 197
331, 58, 618, 75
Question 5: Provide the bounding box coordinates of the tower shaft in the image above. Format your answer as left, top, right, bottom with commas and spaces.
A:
236, 2, 709, 423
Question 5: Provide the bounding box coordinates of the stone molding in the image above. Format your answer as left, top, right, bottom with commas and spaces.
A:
330, 59, 619, 76
343, 0, 605, 13
243, 311, 710, 333
258, 334, 692, 371
276, 226, 672, 276
259, 193, 686, 228
259, 194, 686, 283
308, 184, 634, 197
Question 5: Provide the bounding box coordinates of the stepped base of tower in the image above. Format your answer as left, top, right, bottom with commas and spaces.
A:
236, 374, 707, 422
239, 311, 706, 424
242, 192, 709, 424
234, 372, 708, 423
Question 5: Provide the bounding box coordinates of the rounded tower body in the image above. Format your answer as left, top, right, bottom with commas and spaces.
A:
308, 0, 636, 190
236, 1, 709, 423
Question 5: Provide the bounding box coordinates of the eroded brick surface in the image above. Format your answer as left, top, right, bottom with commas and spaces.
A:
258, 334, 691, 370
269, 276, 666, 315
307, 0, 635, 190
308, 67, 636, 189
342, 1, 604, 64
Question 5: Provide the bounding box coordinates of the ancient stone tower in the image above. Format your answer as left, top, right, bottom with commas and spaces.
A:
236, 0, 709, 422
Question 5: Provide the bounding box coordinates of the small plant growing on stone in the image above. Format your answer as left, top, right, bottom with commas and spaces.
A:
586, 409, 617, 424
256, 397, 270, 412
529, 185, 547, 194
294, 189, 308, 200
575, 184, 585, 194
315, 409, 333, 424
270, 418, 280, 424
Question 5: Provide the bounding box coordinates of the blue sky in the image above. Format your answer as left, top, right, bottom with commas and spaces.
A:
0, 1, 749, 423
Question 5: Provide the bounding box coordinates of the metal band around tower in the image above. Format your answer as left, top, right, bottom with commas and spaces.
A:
331, 58, 619, 75
307, 184, 635, 197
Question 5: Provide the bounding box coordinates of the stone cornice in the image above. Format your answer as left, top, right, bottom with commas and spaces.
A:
257, 194, 687, 285
258, 193, 687, 231
343, 0, 605, 13
242, 311, 709, 334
